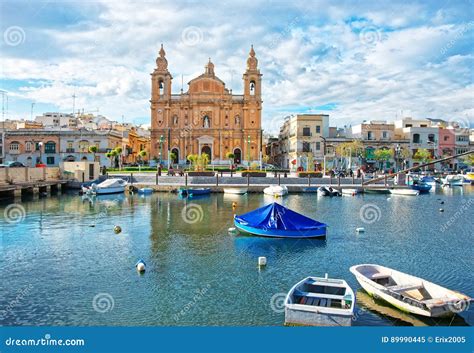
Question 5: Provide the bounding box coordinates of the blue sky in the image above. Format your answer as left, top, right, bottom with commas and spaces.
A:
0, 0, 473, 133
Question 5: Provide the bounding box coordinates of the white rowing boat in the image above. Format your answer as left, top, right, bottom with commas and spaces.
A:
389, 189, 419, 196
263, 185, 288, 197
223, 187, 248, 195
285, 275, 355, 326
350, 264, 472, 318
442, 175, 463, 187
341, 188, 360, 196
82, 178, 127, 195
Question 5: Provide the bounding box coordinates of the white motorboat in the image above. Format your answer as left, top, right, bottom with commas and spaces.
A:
341, 188, 360, 196
350, 264, 472, 318
442, 175, 463, 186
82, 178, 127, 195
284, 275, 355, 326
263, 185, 288, 197
389, 189, 419, 196
223, 187, 248, 195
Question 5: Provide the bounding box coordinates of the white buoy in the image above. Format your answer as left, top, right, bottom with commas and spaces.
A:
135, 259, 146, 272
258, 256, 267, 267
387, 197, 391, 200
356, 227, 365, 233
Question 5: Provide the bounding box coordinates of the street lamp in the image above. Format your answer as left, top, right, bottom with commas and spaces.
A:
247, 135, 251, 169
159, 135, 164, 165
395, 144, 401, 172
37, 141, 43, 165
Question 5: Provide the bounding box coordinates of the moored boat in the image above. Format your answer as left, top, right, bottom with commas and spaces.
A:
234, 202, 327, 238
82, 178, 127, 195
263, 185, 288, 197
442, 175, 463, 187
341, 188, 360, 196
350, 264, 472, 318
179, 188, 211, 197
317, 186, 341, 197
389, 189, 419, 196
223, 187, 248, 195
420, 175, 438, 187
410, 181, 432, 193
461, 172, 474, 185
138, 187, 154, 194
284, 275, 355, 326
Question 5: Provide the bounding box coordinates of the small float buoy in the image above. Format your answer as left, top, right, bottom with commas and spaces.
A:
89, 225, 95, 227
387, 197, 391, 200
440, 201, 444, 205
228, 227, 237, 235
136, 259, 146, 272
232, 202, 237, 210
258, 256, 267, 267
439, 208, 444, 212
356, 227, 365, 233
114, 225, 122, 234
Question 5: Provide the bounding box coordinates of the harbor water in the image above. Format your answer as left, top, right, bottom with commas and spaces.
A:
1, 187, 473, 326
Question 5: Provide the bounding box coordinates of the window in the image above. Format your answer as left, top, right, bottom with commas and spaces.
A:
46, 156, 55, 165
35, 142, 41, 151
159, 80, 164, 95
413, 133, 420, 143
9, 141, 20, 152
316, 125, 321, 134
444, 135, 449, 141
79, 140, 89, 152
382, 131, 388, 139
45, 141, 56, 153
302, 142, 311, 152
25, 141, 33, 152
367, 131, 374, 140
316, 142, 321, 151
302, 127, 311, 136
428, 134, 435, 143
250, 81, 256, 95
405, 124, 413, 128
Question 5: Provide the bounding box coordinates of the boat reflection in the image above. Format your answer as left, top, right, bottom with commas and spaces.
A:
356, 289, 469, 326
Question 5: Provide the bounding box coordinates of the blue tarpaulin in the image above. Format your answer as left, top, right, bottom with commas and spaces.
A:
235, 203, 326, 231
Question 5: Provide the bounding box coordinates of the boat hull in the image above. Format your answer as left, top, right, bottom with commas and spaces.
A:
234, 220, 326, 238
285, 307, 352, 326
223, 187, 248, 195
179, 188, 211, 196
82, 186, 125, 195
389, 189, 419, 196
350, 264, 471, 318
263, 186, 288, 197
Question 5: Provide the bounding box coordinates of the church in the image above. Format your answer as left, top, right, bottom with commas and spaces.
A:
150, 45, 262, 166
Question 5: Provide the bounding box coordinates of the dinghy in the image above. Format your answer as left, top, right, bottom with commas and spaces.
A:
223, 187, 248, 195
409, 181, 431, 193
350, 264, 472, 318
442, 175, 463, 186
178, 188, 211, 197
234, 202, 327, 238
284, 275, 355, 326
389, 189, 419, 196
82, 178, 127, 195
341, 188, 360, 196
138, 187, 154, 195
317, 186, 341, 197
263, 185, 288, 197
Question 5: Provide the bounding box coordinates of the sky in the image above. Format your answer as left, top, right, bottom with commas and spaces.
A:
0, 0, 473, 134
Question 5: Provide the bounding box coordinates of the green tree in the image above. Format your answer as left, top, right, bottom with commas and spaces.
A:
225, 152, 235, 168
88, 145, 98, 162
169, 152, 177, 168
187, 154, 198, 171
373, 149, 393, 170
413, 148, 432, 164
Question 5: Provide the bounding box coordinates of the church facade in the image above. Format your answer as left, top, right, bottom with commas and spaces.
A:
150, 45, 262, 166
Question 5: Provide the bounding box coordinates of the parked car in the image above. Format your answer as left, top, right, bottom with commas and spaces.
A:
0, 161, 25, 168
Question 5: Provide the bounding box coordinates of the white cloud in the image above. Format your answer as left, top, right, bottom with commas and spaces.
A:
1, 0, 472, 133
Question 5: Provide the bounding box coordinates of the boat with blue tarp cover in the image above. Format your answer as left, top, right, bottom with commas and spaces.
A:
234, 202, 327, 238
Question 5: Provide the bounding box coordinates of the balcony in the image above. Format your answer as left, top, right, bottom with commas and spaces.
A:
66, 148, 75, 153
